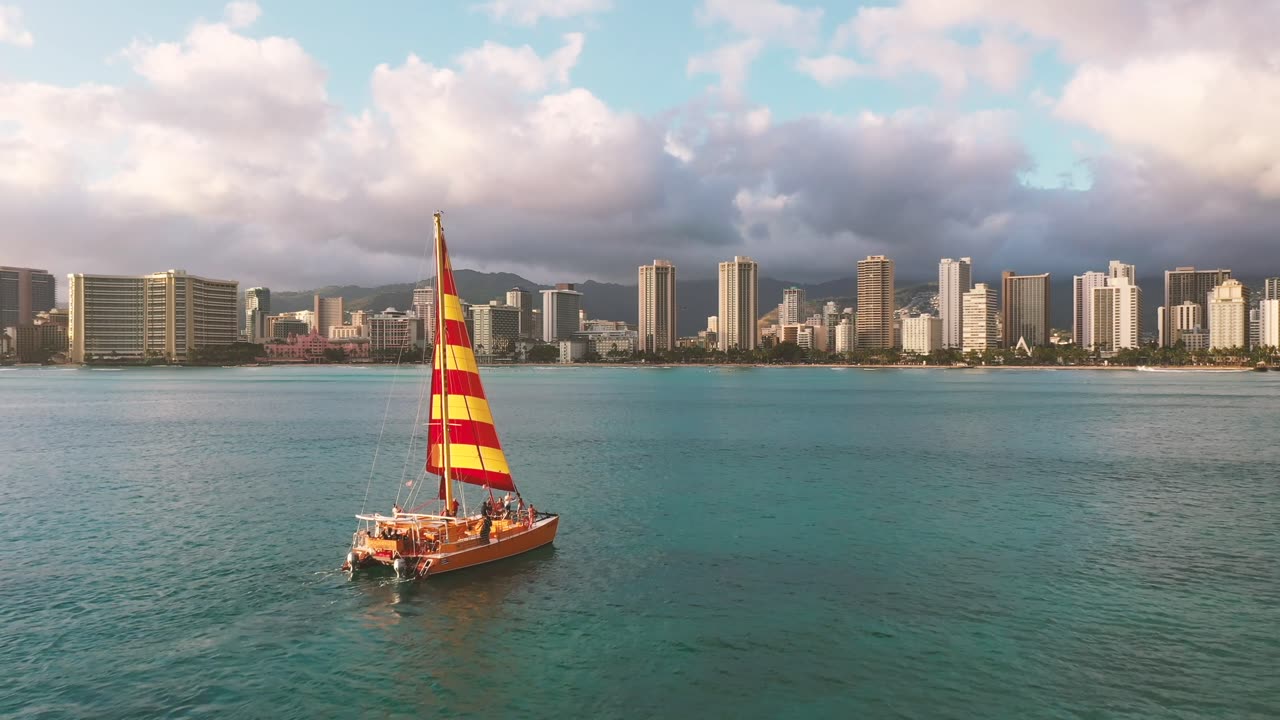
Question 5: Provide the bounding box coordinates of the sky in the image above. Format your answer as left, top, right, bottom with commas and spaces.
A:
1, 0, 1278, 291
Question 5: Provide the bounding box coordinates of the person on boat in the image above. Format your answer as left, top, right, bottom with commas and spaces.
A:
480, 514, 492, 543
392, 504, 402, 516
450, 498, 460, 517
480, 498, 492, 518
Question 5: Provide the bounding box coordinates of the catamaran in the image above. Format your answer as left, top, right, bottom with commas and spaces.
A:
342, 212, 558, 578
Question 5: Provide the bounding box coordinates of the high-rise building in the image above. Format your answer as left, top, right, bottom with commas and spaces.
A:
1073, 271, 1107, 348
1, 266, 56, 328
505, 287, 534, 339
541, 283, 583, 341
314, 295, 344, 338
1260, 299, 1280, 348
856, 255, 894, 349
1208, 279, 1250, 350
717, 256, 759, 351
367, 308, 420, 354
1163, 267, 1230, 346
707, 316, 718, 334
638, 259, 677, 354
470, 301, 521, 356
1001, 271, 1050, 347
1249, 308, 1261, 349
1090, 276, 1142, 351
244, 287, 270, 343
962, 283, 999, 353
937, 257, 971, 349
901, 314, 942, 354
1108, 261, 1136, 283
1258, 278, 1280, 349
779, 287, 805, 326
834, 319, 856, 352
413, 286, 436, 344
268, 315, 311, 339
68, 269, 238, 363
1170, 301, 1202, 346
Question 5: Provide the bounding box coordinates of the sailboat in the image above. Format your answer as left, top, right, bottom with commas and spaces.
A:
342, 212, 559, 578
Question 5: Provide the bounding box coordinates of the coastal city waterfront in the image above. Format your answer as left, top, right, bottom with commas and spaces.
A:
2, 364, 1277, 717
4, 260, 1279, 370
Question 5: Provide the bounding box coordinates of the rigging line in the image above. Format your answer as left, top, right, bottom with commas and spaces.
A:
394, 351, 432, 508
396, 308, 436, 507
357, 216, 435, 520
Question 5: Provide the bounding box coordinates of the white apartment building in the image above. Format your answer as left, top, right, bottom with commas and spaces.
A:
962, 283, 999, 353
834, 319, 855, 352
901, 314, 943, 354
1090, 276, 1142, 351
1208, 279, 1250, 349
938, 257, 971, 349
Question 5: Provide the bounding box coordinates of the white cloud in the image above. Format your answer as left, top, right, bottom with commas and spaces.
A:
3, 3, 1280, 293
1058, 51, 1280, 198
696, 0, 823, 49
456, 33, 584, 92
477, 0, 611, 26
224, 1, 261, 29
687, 39, 762, 102
834, 4, 1030, 94
0, 4, 34, 47
794, 54, 864, 86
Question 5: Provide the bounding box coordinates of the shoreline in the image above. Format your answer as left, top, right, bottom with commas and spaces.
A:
7, 362, 1267, 373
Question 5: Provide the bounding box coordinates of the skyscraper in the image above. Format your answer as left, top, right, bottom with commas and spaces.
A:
314, 295, 345, 338
1073, 271, 1107, 348
1001, 271, 1050, 347
856, 255, 894, 349
1208, 279, 1249, 350
0, 266, 56, 328
779, 287, 805, 326
68, 269, 238, 363
937, 257, 971, 349
470, 301, 521, 356
962, 283, 999, 353
505, 287, 534, 339
413, 286, 436, 344
1162, 267, 1230, 346
1260, 278, 1280, 349
1090, 276, 1142, 351
244, 287, 270, 343
541, 283, 583, 341
717, 256, 759, 351
638, 259, 677, 354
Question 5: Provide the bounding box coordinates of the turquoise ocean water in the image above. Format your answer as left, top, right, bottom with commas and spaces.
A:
1, 365, 1278, 718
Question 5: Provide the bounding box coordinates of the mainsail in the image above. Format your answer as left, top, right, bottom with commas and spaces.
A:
425, 216, 516, 492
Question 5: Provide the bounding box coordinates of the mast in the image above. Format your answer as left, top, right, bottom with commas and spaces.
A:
434, 211, 452, 512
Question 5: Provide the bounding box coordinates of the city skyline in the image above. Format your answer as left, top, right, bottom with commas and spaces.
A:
3, 2, 1279, 292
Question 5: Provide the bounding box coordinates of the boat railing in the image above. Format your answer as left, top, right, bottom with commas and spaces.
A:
355, 512, 465, 523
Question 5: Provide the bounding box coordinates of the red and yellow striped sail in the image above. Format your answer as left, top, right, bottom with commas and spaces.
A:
425, 226, 516, 492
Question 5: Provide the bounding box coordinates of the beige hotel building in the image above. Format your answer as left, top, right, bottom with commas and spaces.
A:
68, 269, 239, 363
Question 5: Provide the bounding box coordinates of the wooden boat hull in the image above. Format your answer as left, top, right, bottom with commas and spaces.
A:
349, 515, 558, 578
426, 514, 559, 575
